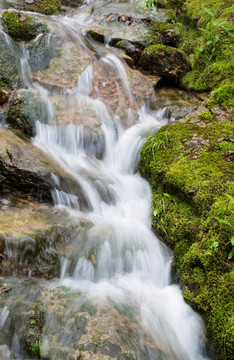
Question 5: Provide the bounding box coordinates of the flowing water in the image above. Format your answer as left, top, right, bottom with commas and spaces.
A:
0, 1, 210, 359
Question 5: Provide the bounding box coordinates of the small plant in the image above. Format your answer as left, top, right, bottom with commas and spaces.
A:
197, 8, 232, 62
32, 339, 42, 359
140, 0, 157, 12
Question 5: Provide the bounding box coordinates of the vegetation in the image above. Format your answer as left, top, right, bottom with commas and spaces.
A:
2, 11, 47, 41
139, 118, 234, 359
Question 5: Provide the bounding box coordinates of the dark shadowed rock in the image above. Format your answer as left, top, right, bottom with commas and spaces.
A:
138, 44, 189, 81
0, 127, 84, 202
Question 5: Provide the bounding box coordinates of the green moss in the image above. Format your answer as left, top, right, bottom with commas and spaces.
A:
2, 11, 47, 41
207, 81, 234, 109
147, 21, 179, 46
177, 0, 234, 95
198, 110, 214, 121
139, 117, 234, 359
37, 0, 62, 15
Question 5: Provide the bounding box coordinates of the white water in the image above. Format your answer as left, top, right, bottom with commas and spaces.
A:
1, 1, 209, 358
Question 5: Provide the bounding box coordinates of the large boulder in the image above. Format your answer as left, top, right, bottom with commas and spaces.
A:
0, 280, 169, 359
0, 201, 92, 278
138, 44, 189, 82
0, 127, 83, 202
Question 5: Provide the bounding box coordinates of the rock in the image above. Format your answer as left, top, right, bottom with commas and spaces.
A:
148, 21, 179, 46
27, 33, 61, 72
0, 32, 23, 89
115, 39, 141, 63
0, 201, 92, 278
2, 10, 48, 41
0, 345, 12, 360
32, 40, 92, 90
0, 282, 168, 359
6, 88, 51, 136
0, 127, 84, 202
6, 0, 63, 15
150, 86, 202, 120
138, 44, 189, 82
0, 89, 9, 105
61, 0, 84, 7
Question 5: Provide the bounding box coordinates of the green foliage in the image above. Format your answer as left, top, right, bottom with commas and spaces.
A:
140, 0, 158, 12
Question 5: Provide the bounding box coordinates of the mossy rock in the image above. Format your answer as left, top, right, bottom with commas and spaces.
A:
138, 44, 189, 81
60, 0, 84, 7
2, 11, 48, 41
7, 0, 63, 15
139, 115, 234, 359
7, 89, 50, 136
148, 21, 179, 46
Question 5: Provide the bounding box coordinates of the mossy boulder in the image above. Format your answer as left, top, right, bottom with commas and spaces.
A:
139, 115, 234, 359
2, 11, 48, 41
7, 89, 50, 136
6, 0, 63, 15
138, 44, 189, 81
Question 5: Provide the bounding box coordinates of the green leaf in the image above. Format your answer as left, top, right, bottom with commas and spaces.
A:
231, 237, 234, 246
206, 40, 212, 45
228, 250, 233, 260
217, 218, 233, 227
163, 193, 171, 198
225, 194, 234, 204
30, 319, 36, 324
203, 8, 214, 18
29, 330, 34, 335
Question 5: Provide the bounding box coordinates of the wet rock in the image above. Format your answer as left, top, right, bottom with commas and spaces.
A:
0, 89, 9, 105
0, 345, 12, 360
7, 89, 50, 136
0, 127, 83, 202
115, 39, 141, 63
0, 202, 92, 278
89, 58, 154, 123
0, 32, 23, 89
1, 285, 167, 359
2, 10, 48, 41
32, 40, 92, 90
138, 44, 189, 82
27, 33, 61, 72
150, 86, 202, 120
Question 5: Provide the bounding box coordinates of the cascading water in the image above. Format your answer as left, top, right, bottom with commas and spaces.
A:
0, 1, 211, 359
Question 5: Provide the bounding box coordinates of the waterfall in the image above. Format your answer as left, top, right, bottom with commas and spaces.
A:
0, 1, 210, 359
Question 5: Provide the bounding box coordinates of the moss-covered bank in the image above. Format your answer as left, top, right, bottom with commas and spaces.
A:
139, 115, 234, 359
